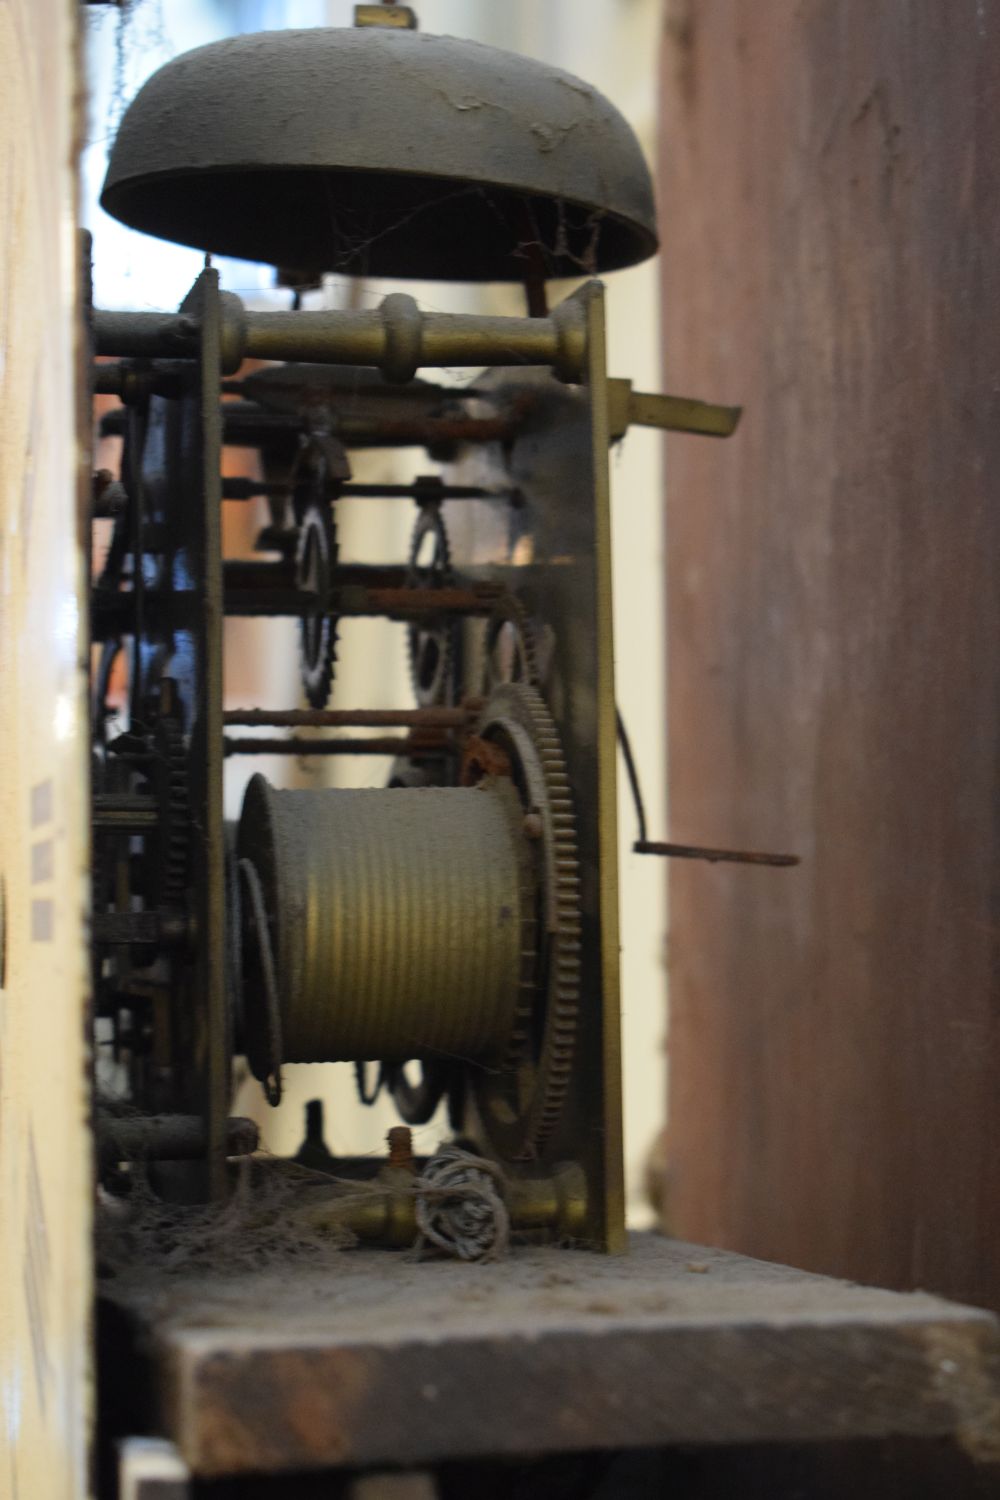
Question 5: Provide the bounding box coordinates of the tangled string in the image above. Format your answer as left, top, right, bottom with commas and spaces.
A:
414, 1145, 510, 1262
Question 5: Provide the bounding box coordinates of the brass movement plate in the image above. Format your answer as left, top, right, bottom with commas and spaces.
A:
449, 282, 625, 1249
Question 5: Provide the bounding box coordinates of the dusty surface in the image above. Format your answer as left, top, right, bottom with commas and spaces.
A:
111, 1231, 992, 1344
105, 1233, 1000, 1474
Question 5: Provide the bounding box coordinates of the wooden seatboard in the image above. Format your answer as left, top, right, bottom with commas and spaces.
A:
102, 1233, 1000, 1477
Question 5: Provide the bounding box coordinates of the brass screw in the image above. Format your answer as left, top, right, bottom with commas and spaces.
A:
387, 1125, 415, 1169
523, 812, 544, 841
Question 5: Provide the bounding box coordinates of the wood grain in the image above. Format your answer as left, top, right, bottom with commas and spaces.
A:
659, 0, 1000, 1308
103, 1234, 1000, 1475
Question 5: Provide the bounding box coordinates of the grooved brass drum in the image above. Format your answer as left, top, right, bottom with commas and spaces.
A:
237, 775, 534, 1076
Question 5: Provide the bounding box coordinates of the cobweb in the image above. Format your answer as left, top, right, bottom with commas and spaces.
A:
83, 0, 170, 144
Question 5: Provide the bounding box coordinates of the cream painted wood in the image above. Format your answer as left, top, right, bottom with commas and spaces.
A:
0, 3, 92, 1495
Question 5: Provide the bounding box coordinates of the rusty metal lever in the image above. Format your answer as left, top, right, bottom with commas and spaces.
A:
616, 708, 799, 868
634, 839, 799, 868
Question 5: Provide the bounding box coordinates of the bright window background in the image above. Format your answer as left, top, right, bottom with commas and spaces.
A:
85, 0, 666, 1228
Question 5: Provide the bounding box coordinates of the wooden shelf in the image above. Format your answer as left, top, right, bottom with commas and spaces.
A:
103, 1232, 1000, 1477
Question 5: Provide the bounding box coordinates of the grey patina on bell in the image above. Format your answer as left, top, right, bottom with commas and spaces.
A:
101, 26, 658, 281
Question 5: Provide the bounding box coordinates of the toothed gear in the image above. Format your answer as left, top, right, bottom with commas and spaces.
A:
406, 503, 457, 707
295, 500, 339, 709
470, 683, 581, 1160
484, 591, 541, 691
151, 711, 190, 907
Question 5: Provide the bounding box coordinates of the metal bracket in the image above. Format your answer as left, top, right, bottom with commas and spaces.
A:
607, 377, 742, 442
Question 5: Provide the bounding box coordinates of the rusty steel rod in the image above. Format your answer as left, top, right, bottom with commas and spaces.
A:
98, 394, 527, 450
226, 410, 522, 449
223, 707, 469, 729
357, 586, 500, 619
223, 584, 500, 619
221, 477, 499, 502
223, 736, 455, 758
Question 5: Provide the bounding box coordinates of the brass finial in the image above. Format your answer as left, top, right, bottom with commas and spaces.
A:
354, 4, 417, 28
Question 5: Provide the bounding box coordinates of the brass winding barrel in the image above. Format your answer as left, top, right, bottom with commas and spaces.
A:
237, 774, 531, 1065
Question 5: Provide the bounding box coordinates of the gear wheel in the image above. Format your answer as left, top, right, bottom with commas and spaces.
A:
468, 683, 581, 1160
150, 706, 190, 908
483, 591, 541, 692
295, 500, 339, 709
406, 503, 457, 706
